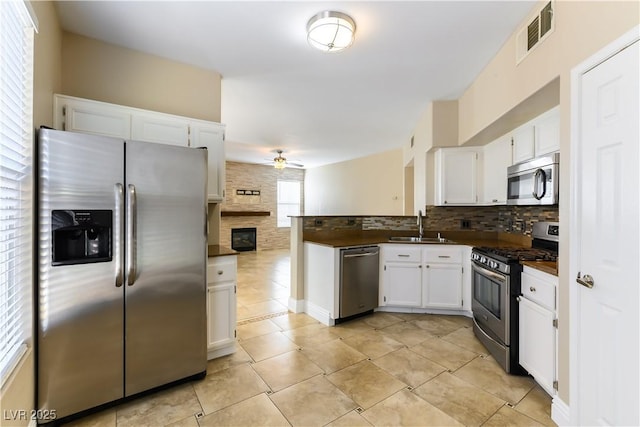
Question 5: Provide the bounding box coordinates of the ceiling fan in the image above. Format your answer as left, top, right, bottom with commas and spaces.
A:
267, 150, 304, 169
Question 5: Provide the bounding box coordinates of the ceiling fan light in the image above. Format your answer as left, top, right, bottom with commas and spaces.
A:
307, 11, 356, 53
273, 155, 287, 169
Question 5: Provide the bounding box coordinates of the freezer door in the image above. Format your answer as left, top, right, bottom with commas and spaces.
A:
124, 140, 207, 396
37, 129, 125, 419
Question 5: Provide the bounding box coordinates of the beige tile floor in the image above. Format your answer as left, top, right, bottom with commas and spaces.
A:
66, 249, 556, 427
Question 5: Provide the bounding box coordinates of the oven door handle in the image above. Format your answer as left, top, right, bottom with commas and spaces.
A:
473, 262, 507, 283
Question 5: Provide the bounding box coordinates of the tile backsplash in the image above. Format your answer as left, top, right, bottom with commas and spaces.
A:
303, 205, 559, 236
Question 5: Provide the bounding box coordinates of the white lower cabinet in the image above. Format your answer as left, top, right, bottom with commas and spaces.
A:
382, 262, 422, 307
423, 263, 462, 308
380, 244, 464, 310
207, 255, 237, 359
519, 266, 558, 395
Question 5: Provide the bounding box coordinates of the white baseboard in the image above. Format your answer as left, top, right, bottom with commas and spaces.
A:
207, 344, 235, 360
288, 297, 305, 313
376, 306, 472, 317
304, 301, 335, 326
551, 396, 571, 426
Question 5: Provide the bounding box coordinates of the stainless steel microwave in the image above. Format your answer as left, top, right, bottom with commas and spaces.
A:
507, 153, 559, 205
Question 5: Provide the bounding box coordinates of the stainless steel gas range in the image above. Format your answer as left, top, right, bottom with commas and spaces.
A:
471, 222, 558, 373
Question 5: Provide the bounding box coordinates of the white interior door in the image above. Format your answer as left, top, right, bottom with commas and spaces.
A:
575, 39, 639, 425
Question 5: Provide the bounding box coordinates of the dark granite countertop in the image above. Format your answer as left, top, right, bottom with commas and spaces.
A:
302, 230, 532, 249
207, 245, 237, 258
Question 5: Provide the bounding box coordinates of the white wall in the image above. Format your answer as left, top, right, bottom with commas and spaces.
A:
404, 101, 458, 211
304, 148, 404, 215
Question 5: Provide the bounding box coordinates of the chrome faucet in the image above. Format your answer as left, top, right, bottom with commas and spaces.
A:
417, 210, 424, 238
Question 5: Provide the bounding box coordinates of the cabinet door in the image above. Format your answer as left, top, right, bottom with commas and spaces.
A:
436, 149, 478, 205
207, 282, 236, 352
381, 263, 422, 307
519, 297, 555, 395
512, 124, 535, 164
131, 114, 189, 146
423, 264, 462, 308
191, 123, 226, 202
59, 97, 131, 139
482, 135, 512, 204
534, 107, 560, 156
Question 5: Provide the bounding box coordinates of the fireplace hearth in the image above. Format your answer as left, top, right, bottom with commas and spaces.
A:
231, 227, 257, 251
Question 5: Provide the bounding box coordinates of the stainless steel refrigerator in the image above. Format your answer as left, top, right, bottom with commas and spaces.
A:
36, 129, 208, 422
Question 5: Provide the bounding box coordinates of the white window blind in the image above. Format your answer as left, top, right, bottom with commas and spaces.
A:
277, 181, 301, 228
0, 0, 36, 386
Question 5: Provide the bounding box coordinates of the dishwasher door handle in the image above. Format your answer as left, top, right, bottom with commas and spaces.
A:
344, 252, 379, 258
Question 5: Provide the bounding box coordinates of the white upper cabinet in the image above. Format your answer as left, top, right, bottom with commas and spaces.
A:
482, 134, 512, 205
55, 95, 131, 139
190, 121, 226, 202
534, 106, 560, 156
511, 106, 560, 164
512, 124, 536, 164
434, 148, 479, 206
131, 114, 189, 147
54, 94, 226, 202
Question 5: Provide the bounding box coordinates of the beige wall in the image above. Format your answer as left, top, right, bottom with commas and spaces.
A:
220, 162, 304, 251
0, 2, 62, 425
61, 32, 221, 122
455, 0, 639, 404
404, 101, 458, 211
304, 149, 404, 216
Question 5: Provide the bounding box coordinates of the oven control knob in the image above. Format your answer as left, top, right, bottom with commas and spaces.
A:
481, 256, 487, 264
490, 261, 498, 269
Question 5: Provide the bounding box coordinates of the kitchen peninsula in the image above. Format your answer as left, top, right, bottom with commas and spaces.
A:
289, 214, 558, 326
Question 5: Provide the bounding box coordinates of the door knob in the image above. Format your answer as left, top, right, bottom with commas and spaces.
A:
576, 272, 594, 289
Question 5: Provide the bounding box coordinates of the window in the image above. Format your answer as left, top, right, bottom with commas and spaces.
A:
1, 0, 37, 385
277, 180, 301, 228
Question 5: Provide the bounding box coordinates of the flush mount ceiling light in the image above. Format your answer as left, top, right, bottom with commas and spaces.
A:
307, 11, 356, 53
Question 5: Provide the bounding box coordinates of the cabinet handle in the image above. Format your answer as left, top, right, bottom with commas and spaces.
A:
397, 254, 410, 258
218, 270, 224, 275
529, 286, 536, 292
438, 255, 451, 259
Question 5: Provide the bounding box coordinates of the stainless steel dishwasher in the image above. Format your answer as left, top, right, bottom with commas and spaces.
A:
339, 246, 380, 320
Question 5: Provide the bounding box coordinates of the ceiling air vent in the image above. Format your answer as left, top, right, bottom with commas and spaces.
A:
517, 1, 554, 63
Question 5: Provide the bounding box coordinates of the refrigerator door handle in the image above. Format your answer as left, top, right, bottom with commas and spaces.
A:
114, 183, 124, 287
126, 184, 137, 286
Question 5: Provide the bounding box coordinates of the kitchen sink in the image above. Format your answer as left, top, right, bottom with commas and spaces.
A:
388, 236, 454, 244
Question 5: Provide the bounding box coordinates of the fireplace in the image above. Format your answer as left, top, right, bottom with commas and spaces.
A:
231, 227, 257, 251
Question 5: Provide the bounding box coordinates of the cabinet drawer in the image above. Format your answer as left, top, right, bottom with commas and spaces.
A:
521, 270, 556, 311
207, 257, 237, 284
423, 246, 462, 264
383, 246, 422, 263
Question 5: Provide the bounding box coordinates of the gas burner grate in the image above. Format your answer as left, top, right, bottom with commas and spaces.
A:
474, 246, 558, 262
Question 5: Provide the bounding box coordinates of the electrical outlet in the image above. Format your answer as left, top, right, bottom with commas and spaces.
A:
347, 218, 356, 226
314, 219, 323, 227
460, 219, 470, 229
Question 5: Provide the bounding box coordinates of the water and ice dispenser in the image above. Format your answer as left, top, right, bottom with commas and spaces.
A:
51, 210, 112, 266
